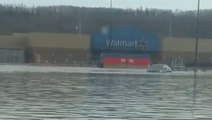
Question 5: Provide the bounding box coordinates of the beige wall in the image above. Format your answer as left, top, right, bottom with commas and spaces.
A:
0, 33, 90, 49
0, 35, 27, 48
26, 33, 90, 49
1, 33, 212, 65
161, 37, 212, 65
162, 37, 212, 53
0, 34, 211, 53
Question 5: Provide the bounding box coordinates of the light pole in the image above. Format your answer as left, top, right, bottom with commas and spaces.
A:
76, 7, 82, 35
192, 1, 200, 116
194, 0, 200, 68
110, 0, 112, 9
109, 0, 113, 41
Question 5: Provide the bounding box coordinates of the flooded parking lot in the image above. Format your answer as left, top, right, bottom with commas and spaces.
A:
0, 65, 212, 119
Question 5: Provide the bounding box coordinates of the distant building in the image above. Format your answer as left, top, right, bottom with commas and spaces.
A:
0, 27, 212, 69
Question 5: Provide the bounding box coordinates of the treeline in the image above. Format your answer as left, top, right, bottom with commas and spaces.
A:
0, 4, 212, 38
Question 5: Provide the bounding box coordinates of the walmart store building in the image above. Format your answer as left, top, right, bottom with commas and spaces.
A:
0, 27, 212, 69
90, 27, 160, 68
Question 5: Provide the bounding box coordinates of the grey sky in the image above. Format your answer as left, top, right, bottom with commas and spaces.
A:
0, 0, 211, 10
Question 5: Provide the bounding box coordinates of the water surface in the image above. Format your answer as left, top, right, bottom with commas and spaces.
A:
0, 66, 212, 119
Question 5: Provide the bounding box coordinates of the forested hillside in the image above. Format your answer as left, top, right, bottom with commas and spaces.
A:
0, 4, 212, 38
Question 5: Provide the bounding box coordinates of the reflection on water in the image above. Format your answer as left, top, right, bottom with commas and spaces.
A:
0, 72, 212, 119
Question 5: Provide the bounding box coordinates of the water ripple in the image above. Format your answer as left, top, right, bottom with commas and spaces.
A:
0, 69, 211, 119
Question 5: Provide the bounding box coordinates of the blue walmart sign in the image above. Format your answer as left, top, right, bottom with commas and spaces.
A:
90, 27, 160, 52
105, 39, 148, 50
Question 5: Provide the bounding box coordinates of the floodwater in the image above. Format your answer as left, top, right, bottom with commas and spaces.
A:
0, 65, 212, 120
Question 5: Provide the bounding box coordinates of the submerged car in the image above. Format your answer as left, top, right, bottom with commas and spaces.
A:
147, 64, 172, 73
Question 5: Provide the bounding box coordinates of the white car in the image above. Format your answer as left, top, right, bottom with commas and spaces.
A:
147, 64, 172, 73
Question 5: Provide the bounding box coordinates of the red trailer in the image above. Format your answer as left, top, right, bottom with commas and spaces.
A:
101, 54, 151, 69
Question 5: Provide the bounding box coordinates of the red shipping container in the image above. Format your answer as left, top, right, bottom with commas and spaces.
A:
102, 57, 150, 66
102, 57, 127, 65
128, 58, 150, 66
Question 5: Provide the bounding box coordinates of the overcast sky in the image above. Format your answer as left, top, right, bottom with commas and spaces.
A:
0, 0, 211, 10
